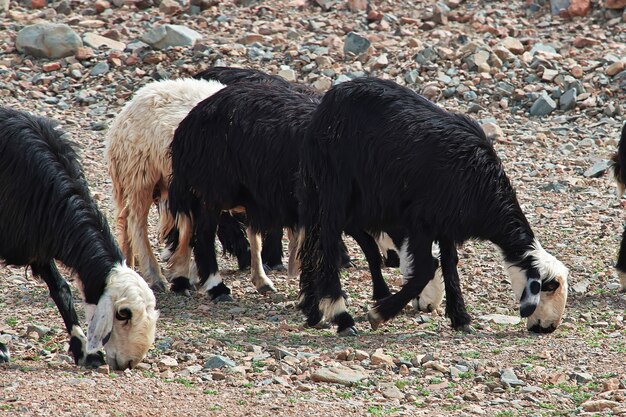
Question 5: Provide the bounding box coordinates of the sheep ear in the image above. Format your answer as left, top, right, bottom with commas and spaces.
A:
87, 294, 114, 352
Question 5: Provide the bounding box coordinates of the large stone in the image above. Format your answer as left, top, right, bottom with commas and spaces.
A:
501, 368, 525, 387
204, 355, 236, 369
583, 161, 610, 178
605, 0, 626, 9
311, 366, 367, 386
500, 37, 524, 55
550, 0, 570, 14
83, 33, 125, 51
371, 349, 395, 367
343, 32, 370, 56
26, 324, 51, 338
530, 43, 557, 56
16, 23, 83, 59
478, 314, 520, 325
530, 92, 557, 116
568, 0, 591, 16
380, 382, 404, 399
559, 88, 577, 111
140, 25, 203, 50
581, 400, 621, 412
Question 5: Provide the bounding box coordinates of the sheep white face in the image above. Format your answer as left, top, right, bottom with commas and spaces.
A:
87, 265, 158, 370
507, 241, 569, 333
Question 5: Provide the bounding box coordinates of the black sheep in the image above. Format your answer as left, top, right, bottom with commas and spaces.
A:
297, 78, 569, 335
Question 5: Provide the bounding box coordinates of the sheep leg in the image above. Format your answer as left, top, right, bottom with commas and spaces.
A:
316, 226, 356, 336
247, 228, 277, 293
127, 193, 167, 292
112, 181, 133, 265
0, 343, 8, 363
216, 212, 251, 271
193, 209, 232, 302
115, 206, 133, 266
287, 228, 302, 279
345, 227, 391, 301
297, 225, 324, 329
616, 225, 626, 291
164, 214, 194, 295
438, 238, 472, 331
262, 229, 285, 271
32, 262, 105, 368
368, 234, 435, 330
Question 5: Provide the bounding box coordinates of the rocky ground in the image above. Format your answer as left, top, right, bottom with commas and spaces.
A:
0, 0, 625, 415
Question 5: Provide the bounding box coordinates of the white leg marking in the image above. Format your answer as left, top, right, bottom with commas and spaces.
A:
200, 273, 223, 292
247, 228, 275, 291
319, 297, 347, 321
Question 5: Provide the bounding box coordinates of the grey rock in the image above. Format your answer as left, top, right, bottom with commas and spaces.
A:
530, 43, 557, 56
83, 33, 125, 51
501, 368, 525, 387
0, 0, 9, 12
26, 324, 51, 338
463, 91, 478, 101
521, 385, 542, 393
152, 68, 170, 80
570, 372, 593, 383
404, 69, 420, 84
204, 355, 236, 369
16, 24, 83, 59
479, 314, 520, 325
583, 160, 610, 178
380, 382, 404, 399
563, 76, 585, 94
333, 74, 351, 85
311, 366, 367, 386
560, 88, 577, 111
344, 32, 370, 56
90, 62, 109, 76
572, 278, 591, 294
414, 47, 438, 65
550, 0, 570, 14
140, 24, 203, 50
274, 347, 294, 360
530, 92, 557, 116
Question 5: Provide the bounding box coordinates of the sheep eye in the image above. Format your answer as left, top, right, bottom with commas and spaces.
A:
541, 280, 560, 292
116, 308, 132, 322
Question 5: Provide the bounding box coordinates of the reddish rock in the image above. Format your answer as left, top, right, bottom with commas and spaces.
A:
42, 62, 60, 72
400, 16, 419, 25
573, 36, 599, 48
347, 0, 366, 12
568, 0, 591, 16
94, 0, 110, 13
75, 47, 95, 61
367, 10, 384, 22
30, 0, 46, 9
605, 0, 626, 9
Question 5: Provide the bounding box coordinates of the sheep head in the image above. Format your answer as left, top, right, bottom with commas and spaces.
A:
86, 265, 158, 370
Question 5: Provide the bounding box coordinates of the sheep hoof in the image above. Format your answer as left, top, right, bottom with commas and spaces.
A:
84, 352, 105, 368
455, 324, 475, 334
338, 326, 358, 337
150, 280, 167, 293
257, 284, 277, 294
367, 312, 384, 331
213, 293, 234, 303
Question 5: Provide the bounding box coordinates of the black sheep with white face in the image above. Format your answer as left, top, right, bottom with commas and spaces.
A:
0, 107, 157, 370
611, 123, 626, 291
297, 78, 569, 335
